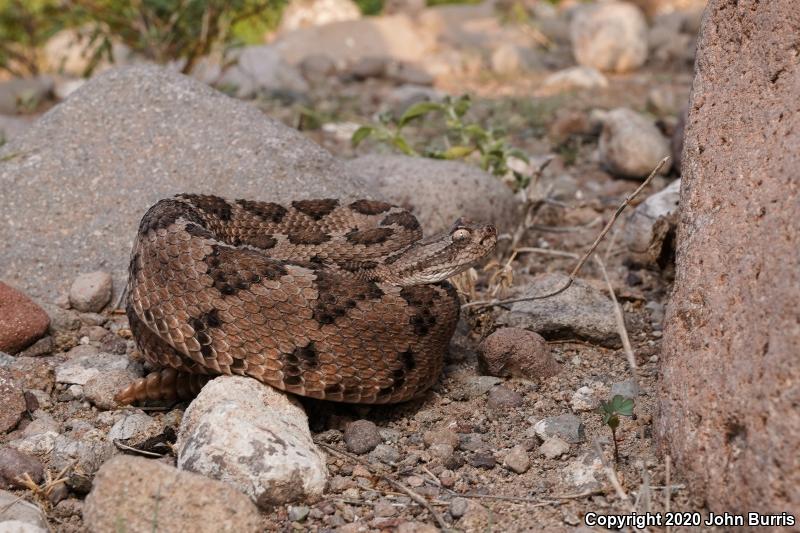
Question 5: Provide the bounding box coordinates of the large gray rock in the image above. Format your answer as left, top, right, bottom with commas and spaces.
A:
176, 376, 327, 508
344, 154, 519, 235
0, 65, 365, 301
219, 45, 309, 98
499, 273, 621, 348
273, 15, 434, 66
84, 456, 262, 533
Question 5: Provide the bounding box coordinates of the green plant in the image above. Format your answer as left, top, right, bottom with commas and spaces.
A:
599, 394, 635, 465
0, 0, 65, 76
67, 0, 287, 75
352, 95, 531, 188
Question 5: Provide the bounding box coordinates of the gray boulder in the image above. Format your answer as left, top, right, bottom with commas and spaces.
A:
344, 154, 519, 234
0, 65, 365, 302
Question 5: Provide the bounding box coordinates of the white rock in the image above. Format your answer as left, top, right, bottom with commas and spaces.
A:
0, 491, 47, 530
108, 412, 160, 441
219, 45, 309, 98
562, 452, 604, 491
539, 66, 609, 94
0, 520, 47, 533
53, 78, 86, 101
570, 2, 649, 73
51, 431, 115, 475
272, 15, 434, 66
176, 376, 327, 508
598, 108, 671, 178
539, 436, 570, 459
8, 432, 59, 456
278, 0, 361, 34
42, 28, 130, 77
624, 179, 681, 253
490, 44, 524, 75
571, 386, 596, 412
55, 351, 128, 385
68, 271, 112, 312
503, 445, 531, 473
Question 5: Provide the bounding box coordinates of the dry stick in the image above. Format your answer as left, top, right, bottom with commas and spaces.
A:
315, 441, 449, 530
113, 439, 167, 458
595, 255, 638, 376
665, 455, 672, 533
514, 247, 580, 259
463, 156, 669, 311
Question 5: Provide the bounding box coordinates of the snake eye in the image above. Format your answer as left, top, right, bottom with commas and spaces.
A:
451, 228, 471, 242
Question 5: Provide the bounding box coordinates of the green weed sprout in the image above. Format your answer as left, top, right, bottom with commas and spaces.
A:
599, 394, 635, 465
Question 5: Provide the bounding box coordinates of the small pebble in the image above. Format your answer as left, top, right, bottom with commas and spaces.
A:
422, 428, 458, 449
369, 444, 401, 465
503, 445, 531, 474
469, 452, 496, 469
450, 497, 469, 518
287, 504, 309, 522
344, 420, 382, 454
539, 436, 571, 459
610, 378, 640, 399
373, 499, 396, 517
69, 271, 113, 313
571, 386, 596, 412
487, 386, 524, 409
534, 414, 585, 443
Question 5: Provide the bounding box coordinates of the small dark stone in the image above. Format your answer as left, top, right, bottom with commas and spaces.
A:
343, 420, 382, 455
469, 452, 496, 469
0, 447, 44, 489
486, 386, 523, 409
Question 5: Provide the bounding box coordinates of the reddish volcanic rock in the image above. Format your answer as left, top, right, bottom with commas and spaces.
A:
0, 282, 50, 354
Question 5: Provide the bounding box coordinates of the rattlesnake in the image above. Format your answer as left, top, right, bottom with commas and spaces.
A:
116, 194, 496, 405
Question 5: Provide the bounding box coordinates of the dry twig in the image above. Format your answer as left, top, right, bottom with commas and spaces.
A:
595, 255, 639, 379
463, 156, 669, 310
315, 441, 449, 530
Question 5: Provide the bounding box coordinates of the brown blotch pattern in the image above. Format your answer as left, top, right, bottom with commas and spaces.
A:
184, 223, 214, 240
345, 227, 394, 246
204, 245, 288, 296
381, 211, 421, 231
312, 270, 384, 325
288, 228, 332, 246
339, 260, 379, 273
243, 234, 278, 250
349, 199, 393, 215
190, 309, 222, 359
235, 199, 287, 224
180, 194, 233, 221
400, 285, 440, 336
139, 199, 204, 234
292, 199, 339, 220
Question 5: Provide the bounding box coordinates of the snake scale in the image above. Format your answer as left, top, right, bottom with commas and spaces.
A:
116, 194, 496, 405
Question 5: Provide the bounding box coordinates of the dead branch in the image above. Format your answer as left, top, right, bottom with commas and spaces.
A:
463, 156, 669, 310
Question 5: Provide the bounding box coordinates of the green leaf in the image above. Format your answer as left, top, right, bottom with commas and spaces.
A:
508, 148, 530, 164
399, 102, 443, 127
462, 124, 489, 141
453, 95, 471, 117
608, 415, 619, 431
442, 145, 476, 159
351, 126, 374, 147
391, 136, 417, 156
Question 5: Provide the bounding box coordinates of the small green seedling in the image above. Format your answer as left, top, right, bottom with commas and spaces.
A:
599, 394, 635, 465
352, 95, 531, 189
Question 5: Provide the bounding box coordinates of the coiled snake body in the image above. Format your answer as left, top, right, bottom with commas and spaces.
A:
116, 194, 496, 405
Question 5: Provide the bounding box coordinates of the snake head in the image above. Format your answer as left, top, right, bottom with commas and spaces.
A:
389, 218, 497, 286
